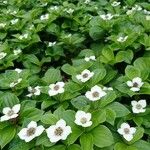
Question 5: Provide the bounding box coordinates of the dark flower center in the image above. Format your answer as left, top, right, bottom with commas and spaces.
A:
7, 110, 14, 116
80, 117, 87, 124
54, 127, 63, 136
124, 128, 130, 134
27, 127, 36, 136
82, 73, 88, 78
54, 85, 60, 91
133, 82, 138, 87
92, 91, 99, 98
136, 104, 142, 109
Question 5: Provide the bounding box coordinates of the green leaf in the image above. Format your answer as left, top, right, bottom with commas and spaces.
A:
42, 68, 62, 84
61, 64, 76, 75
91, 125, 114, 148
133, 140, 150, 150
114, 142, 138, 150
0, 126, 16, 149
106, 108, 116, 125
68, 144, 81, 150
80, 133, 93, 150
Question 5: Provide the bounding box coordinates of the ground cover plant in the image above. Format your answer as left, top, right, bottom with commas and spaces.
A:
0, 0, 150, 149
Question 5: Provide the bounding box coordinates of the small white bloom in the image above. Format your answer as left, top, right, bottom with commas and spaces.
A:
146, 15, 150, 20
50, 6, 59, 11
84, 55, 96, 62
131, 100, 146, 114
40, 14, 49, 20
117, 36, 128, 42
3, 0, 7, 4
10, 11, 17, 15
126, 9, 134, 15
0, 104, 20, 122
10, 78, 22, 88
134, 5, 142, 11
143, 9, 150, 15
65, 8, 74, 14
85, 85, 107, 101
46, 119, 72, 143
48, 82, 65, 96
111, 1, 121, 7
117, 123, 136, 141
76, 69, 94, 83
15, 68, 22, 73
11, 19, 19, 25
103, 87, 113, 91
0, 23, 6, 28
84, 0, 91, 4
126, 77, 144, 92
74, 110, 92, 127
27, 86, 41, 97
13, 49, 22, 55
18, 121, 44, 142
19, 33, 28, 40
48, 41, 56, 47
100, 13, 113, 20
0, 52, 7, 60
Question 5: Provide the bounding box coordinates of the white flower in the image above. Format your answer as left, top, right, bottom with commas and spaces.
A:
117, 36, 128, 42
134, 5, 142, 11
19, 33, 28, 40
18, 121, 44, 142
15, 68, 22, 73
65, 8, 74, 14
111, 1, 121, 7
100, 13, 113, 20
27, 86, 41, 97
84, 56, 96, 62
40, 14, 49, 20
131, 100, 146, 114
13, 49, 22, 55
50, 6, 59, 11
143, 9, 150, 15
117, 123, 136, 141
48, 82, 65, 96
103, 87, 113, 91
0, 52, 7, 60
74, 110, 92, 127
146, 15, 150, 20
126, 9, 134, 15
76, 69, 94, 83
3, 0, 7, 4
84, 0, 91, 4
48, 42, 56, 47
85, 85, 107, 101
126, 77, 144, 92
0, 23, 6, 28
10, 78, 22, 88
11, 19, 19, 25
10, 11, 17, 15
0, 104, 20, 122
46, 119, 72, 143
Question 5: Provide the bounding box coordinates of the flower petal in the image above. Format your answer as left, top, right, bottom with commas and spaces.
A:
12, 104, 21, 113
27, 121, 37, 128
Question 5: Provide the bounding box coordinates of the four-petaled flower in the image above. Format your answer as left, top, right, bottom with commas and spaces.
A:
10, 78, 22, 88
11, 19, 19, 25
100, 13, 113, 20
76, 69, 94, 83
0, 52, 7, 60
15, 68, 22, 73
85, 85, 107, 101
117, 123, 136, 141
0, 104, 20, 122
117, 36, 128, 42
48, 42, 56, 47
19, 33, 28, 40
84, 56, 96, 62
18, 121, 45, 142
126, 77, 144, 92
46, 119, 72, 143
13, 49, 22, 55
48, 82, 65, 96
74, 110, 92, 127
27, 86, 41, 97
111, 1, 121, 7
131, 100, 147, 113
40, 14, 49, 20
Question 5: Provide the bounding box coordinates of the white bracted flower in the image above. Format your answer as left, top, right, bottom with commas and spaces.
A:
50, 6, 59, 11
126, 77, 144, 92
85, 85, 107, 101
19, 33, 28, 40
100, 13, 113, 20
0, 52, 7, 60
15, 68, 22, 73
117, 36, 128, 42
84, 56, 96, 62
48, 82, 65, 96
65, 8, 74, 14
10, 78, 22, 88
143, 9, 150, 15
0, 104, 20, 122
46, 119, 72, 143
40, 14, 49, 20
13, 49, 22, 55
11, 19, 19, 25
74, 110, 92, 127
27, 86, 41, 97
103, 86, 113, 91
111, 1, 121, 7
76, 69, 94, 83
18, 121, 45, 142
117, 123, 136, 141
0, 23, 6, 28
131, 100, 147, 114
48, 42, 56, 47
84, 0, 91, 4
